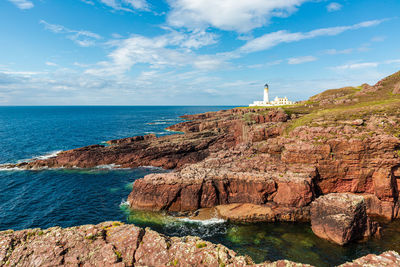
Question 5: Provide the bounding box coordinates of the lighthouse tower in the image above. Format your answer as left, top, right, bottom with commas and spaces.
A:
263, 83, 269, 104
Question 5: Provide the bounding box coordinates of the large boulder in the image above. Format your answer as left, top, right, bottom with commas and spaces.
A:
310, 193, 379, 245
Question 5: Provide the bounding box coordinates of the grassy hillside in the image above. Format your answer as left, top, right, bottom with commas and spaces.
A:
240, 70, 400, 135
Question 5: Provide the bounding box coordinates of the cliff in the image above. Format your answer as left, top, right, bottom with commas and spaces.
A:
127, 71, 400, 223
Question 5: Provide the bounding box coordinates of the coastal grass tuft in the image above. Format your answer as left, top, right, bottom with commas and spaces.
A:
196, 242, 207, 248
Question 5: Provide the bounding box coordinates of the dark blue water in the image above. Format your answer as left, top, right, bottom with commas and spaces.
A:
0, 106, 399, 267
0, 106, 233, 230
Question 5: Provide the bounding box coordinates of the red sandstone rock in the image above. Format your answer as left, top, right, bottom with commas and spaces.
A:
215, 203, 310, 222
2, 221, 398, 266
0, 221, 317, 267
338, 251, 400, 266
310, 193, 379, 245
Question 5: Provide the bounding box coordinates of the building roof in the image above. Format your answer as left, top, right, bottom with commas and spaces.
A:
264, 83, 269, 88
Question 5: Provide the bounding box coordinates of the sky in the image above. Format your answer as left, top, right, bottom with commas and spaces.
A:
1, 0, 400, 105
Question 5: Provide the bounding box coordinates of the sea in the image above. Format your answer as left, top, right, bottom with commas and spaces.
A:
0, 106, 399, 266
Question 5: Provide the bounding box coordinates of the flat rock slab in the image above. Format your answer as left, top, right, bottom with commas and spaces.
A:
310, 193, 378, 245
216, 203, 310, 222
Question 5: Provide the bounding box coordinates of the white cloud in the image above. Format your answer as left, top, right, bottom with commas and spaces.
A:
99, 0, 149, 11
40, 20, 102, 47
324, 48, 353, 55
371, 36, 385, 42
81, 0, 95, 5
167, 0, 309, 32
45, 62, 58, 66
334, 62, 379, 70
86, 30, 220, 76
384, 59, 400, 64
288, 56, 317, 64
239, 19, 385, 54
334, 59, 400, 70
7, 0, 33, 9
327, 2, 342, 12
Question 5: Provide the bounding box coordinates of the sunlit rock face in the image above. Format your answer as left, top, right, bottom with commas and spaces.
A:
310, 193, 380, 245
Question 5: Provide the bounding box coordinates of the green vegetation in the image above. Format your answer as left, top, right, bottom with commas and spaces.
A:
171, 259, 179, 266
242, 112, 256, 124
196, 242, 207, 248
85, 234, 96, 240
114, 250, 122, 261
238, 71, 400, 136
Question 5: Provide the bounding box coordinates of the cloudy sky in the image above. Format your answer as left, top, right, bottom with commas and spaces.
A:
1, 0, 400, 105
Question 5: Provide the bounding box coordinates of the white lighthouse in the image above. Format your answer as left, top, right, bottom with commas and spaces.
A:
249, 83, 294, 107
263, 83, 269, 103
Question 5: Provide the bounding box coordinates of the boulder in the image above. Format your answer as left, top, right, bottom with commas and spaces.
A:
310, 193, 379, 245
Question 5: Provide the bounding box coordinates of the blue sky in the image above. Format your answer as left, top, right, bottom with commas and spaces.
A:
1, 0, 400, 105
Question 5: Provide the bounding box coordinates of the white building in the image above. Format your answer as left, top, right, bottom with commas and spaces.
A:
249, 84, 294, 107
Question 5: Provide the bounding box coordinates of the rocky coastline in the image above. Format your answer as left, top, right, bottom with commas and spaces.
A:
1, 222, 399, 266
2, 71, 400, 265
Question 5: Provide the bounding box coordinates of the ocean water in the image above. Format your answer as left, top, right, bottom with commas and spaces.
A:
0, 106, 399, 266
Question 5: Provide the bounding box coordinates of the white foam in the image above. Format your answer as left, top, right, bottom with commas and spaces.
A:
0, 166, 24, 171
178, 217, 226, 225
147, 122, 169, 125
139, 166, 164, 171
34, 150, 62, 160
94, 164, 121, 169
119, 199, 130, 207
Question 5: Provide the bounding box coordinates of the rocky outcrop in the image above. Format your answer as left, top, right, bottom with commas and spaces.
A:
0, 221, 313, 267
1, 222, 399, 267
3, 108, 288, 171
310, 193, 380, 245
338, 251, 400, 266
127, 164, 316, 220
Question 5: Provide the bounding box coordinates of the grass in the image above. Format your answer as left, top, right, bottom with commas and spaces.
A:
284, 96, 400, 134
237, 71, 400, 136
196, 242, 207, 248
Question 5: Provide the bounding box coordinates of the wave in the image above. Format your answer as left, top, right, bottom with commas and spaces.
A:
0, 166, 25, 171
34, 150, 62, 160
94, 164, 121, 169
177, 217, 226, 225
12, 150, 63, 164
138, 166, 165, 171
144, 131, 169, 135
119, 199, 130, 207
146, 122, 168, 125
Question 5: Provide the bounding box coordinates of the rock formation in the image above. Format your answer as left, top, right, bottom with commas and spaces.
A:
338, 251, 400, 266
310, 193, 380, 245
1, 222, 399, 267
0, 221, 312, 267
